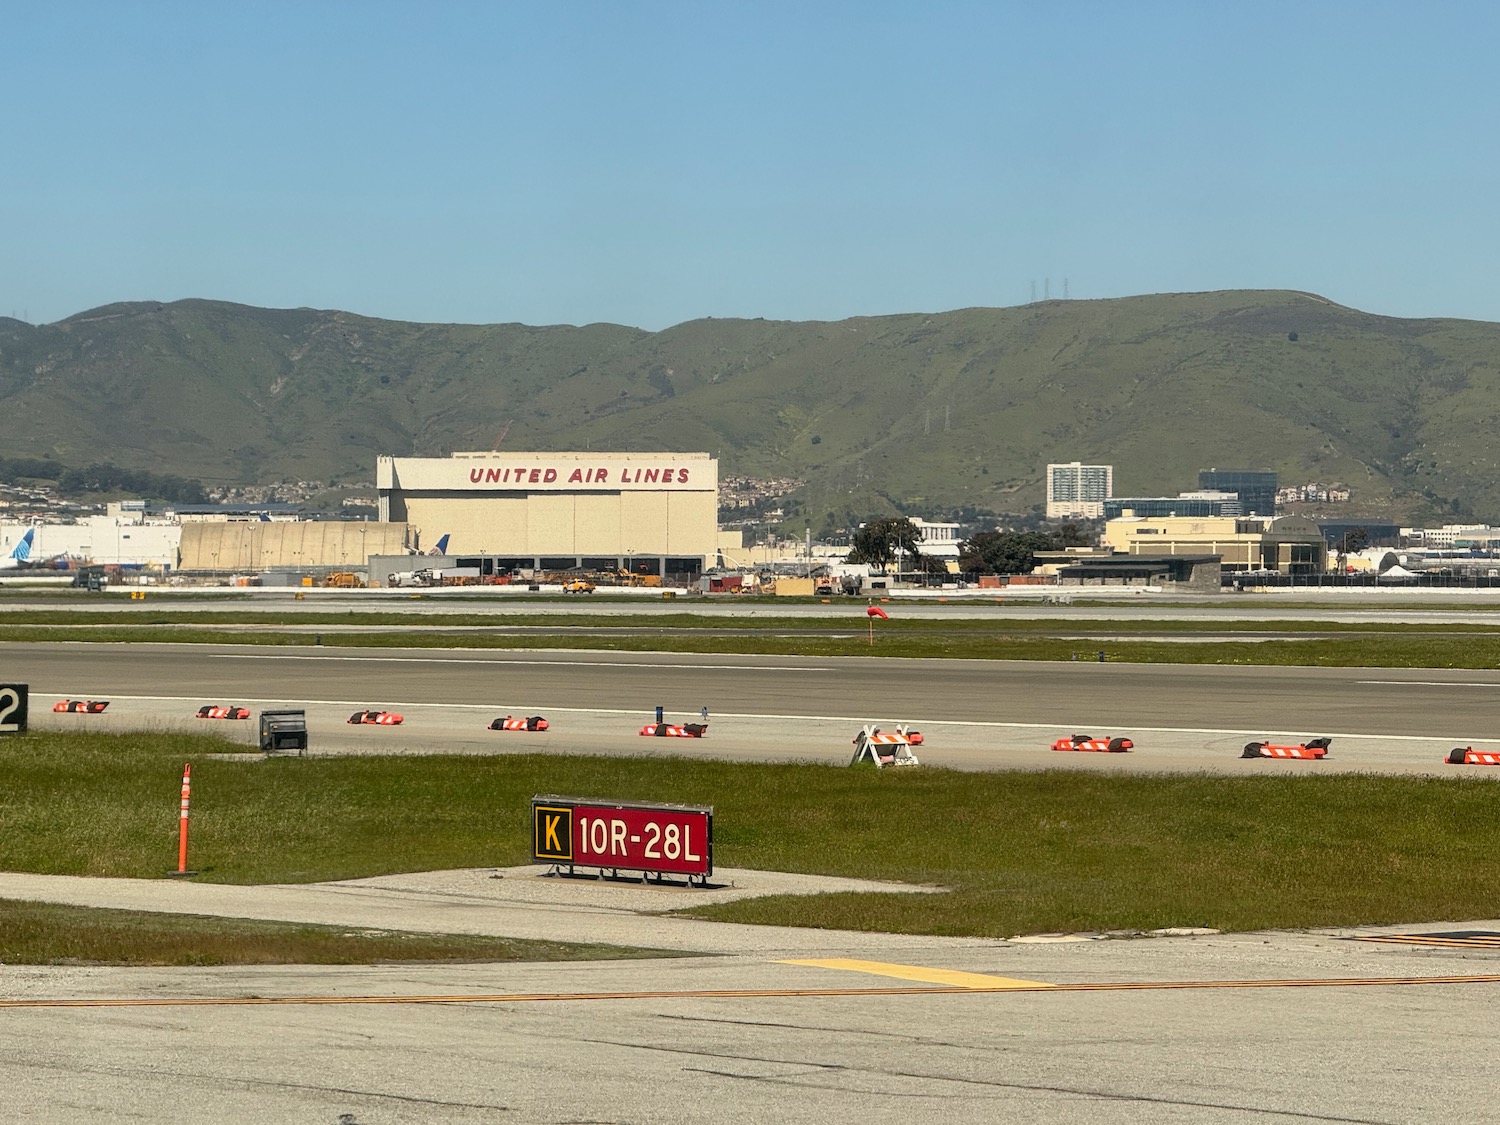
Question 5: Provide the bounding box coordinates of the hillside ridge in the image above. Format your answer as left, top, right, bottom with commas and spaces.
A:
2, 289, 1496, 529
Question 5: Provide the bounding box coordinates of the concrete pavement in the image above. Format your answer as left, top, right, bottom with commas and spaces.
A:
3, 864, 1499, 1124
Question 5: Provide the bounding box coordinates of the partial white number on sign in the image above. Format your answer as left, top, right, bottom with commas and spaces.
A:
0, 685, 27, 733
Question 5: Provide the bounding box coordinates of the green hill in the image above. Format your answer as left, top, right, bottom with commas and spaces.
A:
2, 290, 1496, 530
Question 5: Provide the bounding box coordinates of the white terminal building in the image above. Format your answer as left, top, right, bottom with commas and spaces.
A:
1047, 462, 1113, 519
376, 451, 724, 579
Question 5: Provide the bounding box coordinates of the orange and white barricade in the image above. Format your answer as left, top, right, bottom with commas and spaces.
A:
54, 700, 109, 714
348, 710, 403, 725
850, 723, 921, 768
640, 722, 707, 738
1052, 734, 1132, 753
1242, 738, 1330, 760
1447, 746, 1500, 765
196, 705, 250, 720
490, 715, 549, 732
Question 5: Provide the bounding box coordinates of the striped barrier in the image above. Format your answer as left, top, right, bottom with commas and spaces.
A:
1243, 738, 1330, 760
1447, 747, 1500, 766
196, 705, 250, 720
1052, 734, 1132, 753
53, 700, 108, 714
348, 710, 403, 726
850, 724, 921, 768
639, 722, 707, 738
490, 715, 550, 732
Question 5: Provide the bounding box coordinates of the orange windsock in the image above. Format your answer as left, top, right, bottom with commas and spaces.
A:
866, 606, 889, 619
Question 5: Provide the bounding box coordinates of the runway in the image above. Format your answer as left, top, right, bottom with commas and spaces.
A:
11, 641, 1500, 775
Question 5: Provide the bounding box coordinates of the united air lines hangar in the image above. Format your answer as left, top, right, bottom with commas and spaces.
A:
376, 451, 719, 579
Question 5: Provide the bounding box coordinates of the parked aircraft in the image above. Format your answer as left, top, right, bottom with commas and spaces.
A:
1, 528, 85, 573
0, 529, 80, 586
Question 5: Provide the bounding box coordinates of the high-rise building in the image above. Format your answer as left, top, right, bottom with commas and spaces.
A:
1198, 469, 1278, 517
1047, 462, 1113, 519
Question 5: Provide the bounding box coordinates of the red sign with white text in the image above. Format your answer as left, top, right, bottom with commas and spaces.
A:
532, 796, 713, 877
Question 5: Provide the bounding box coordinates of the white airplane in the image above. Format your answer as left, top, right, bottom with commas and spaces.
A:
0, 529, 79, 586
1, 528, 77, 572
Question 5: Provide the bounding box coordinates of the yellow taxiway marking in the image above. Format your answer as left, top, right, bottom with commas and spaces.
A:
3, 974, 1499, 1009
779, 958, 1054, 989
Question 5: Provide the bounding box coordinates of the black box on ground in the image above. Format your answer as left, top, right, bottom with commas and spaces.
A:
258, 709, 308, 755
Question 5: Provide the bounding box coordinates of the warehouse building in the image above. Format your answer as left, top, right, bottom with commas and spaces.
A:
1103, 513, 1326, 574
376, 451, 720, 578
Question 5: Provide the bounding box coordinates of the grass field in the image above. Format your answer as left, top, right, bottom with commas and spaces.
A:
3, 730, 1498, 939
8, 607, 1500, 632
7, 605, 1500, 667
0, 899, 667, 966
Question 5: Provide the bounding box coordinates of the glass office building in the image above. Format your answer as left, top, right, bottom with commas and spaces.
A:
1105, 496, 1239, 519
1198, 470, 1277, 517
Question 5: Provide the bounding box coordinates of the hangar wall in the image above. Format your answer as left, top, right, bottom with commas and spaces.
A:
179, 522, 407, 570
378, 452, 718, 563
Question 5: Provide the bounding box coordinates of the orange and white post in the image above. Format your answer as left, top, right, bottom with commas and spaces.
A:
175, 763, 192, 875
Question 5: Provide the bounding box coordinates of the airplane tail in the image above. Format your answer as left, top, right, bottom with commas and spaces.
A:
428, 533, 451, 556
7, 528, 35, 564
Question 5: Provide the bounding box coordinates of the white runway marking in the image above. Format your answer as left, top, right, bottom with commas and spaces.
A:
1357, 680, 1500, 688
28, 691, 1500, 744
205, 653, 830, 673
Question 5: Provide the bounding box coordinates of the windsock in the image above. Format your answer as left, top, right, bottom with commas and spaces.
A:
867, 606, 889, 619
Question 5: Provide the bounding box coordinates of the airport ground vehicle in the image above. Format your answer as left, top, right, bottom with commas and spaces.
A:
1051, 733, 1133, 752
617, 570, 662, 587
1242, 737, 1331, 759
323, 571, 364, 588
387, 567, 436, 587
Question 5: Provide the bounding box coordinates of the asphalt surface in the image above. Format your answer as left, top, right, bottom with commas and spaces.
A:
11, 641, 1500, 775
7, 635, 1500, 1121
2, 864, 1498, 1124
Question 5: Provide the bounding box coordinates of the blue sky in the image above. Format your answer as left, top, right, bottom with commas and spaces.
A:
3, 1, 1496, 328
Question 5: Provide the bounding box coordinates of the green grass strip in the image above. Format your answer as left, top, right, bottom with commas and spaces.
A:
4, 622, 1500, 666
3, 607, 1500, 633
0, 898, 670, 966
2, 731, 1497, 938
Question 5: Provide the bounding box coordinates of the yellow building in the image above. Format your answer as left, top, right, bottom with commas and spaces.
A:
376, 452, 718, 576
1103, 513, 1326, 573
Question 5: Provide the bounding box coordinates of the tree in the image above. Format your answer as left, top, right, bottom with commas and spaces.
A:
1335, 527, 1370, 572
846, 517, 922, 571
959, 531, 1058, 575
1337, 527, 1370, 555
1053, 521, 1094, 548
911, 551, 949, 575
